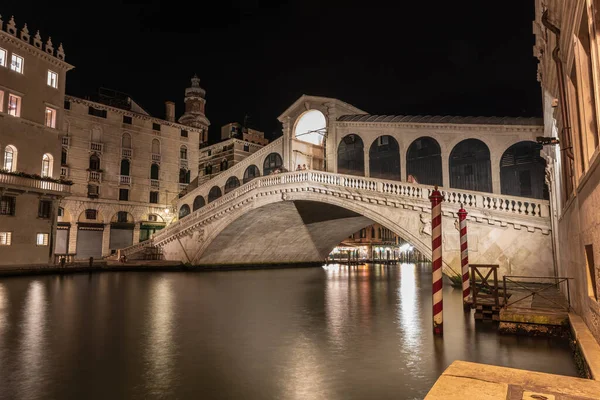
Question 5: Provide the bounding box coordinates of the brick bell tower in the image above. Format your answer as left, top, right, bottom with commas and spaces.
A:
178, 74, 210, 141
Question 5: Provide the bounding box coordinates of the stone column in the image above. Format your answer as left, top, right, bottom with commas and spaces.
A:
102, 224, 111, 257
325, 104, 337, 173
401, 148, 408, 181
364, 148, 370, 177
441, 152, 450, 188
68, 222, 78, 256
133, 223, 141, 244
491, 155, 501, 194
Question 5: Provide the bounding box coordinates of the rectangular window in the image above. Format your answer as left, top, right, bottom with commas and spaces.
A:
181, 129, 188, 137
119, 188, 129, 201
87, 185, 99, 198
0, 196, 16, 216
117, 211, 128, 223
149, 191, 159, 204
47, 70, 58, 88
153, 123, 161, 131
88, 106, 107, 118
85, 209, 97, 220
8, 94, 21, 117
64, 100, 71, 110
45, 107, 57, 128
0, 48, 6, 67
123, 115, 132, 124
585, 244, 597, 301
10, 54, 23, 73
243, 144, 249, 152
148, 214, 158, 222
0, 232, 12, 245
36, 233, 49, 246
38, 200, 52, 219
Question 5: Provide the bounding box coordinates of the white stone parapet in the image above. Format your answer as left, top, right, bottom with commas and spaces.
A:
0, 172, 71, 194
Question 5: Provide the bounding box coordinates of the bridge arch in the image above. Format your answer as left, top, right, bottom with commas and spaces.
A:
294, 109, 327, 145
500, 141, 547, 199
369, 135, 400, 180
208, 186, 222, 203
263, 152, 283, 175
406, 136, 442, 186
224, 176, 241, 194
178, 204, 191, 219
449, 138, 492, 192
243, 165, 261, 184
337, 134, 365, 176
193, 195, 206, 211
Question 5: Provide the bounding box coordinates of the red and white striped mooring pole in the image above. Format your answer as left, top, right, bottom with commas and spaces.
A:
458, 205, 471, 311
429, 186, 444, 335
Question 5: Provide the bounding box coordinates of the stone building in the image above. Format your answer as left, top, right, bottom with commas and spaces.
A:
534, 0, 600, 342
59, 77, 209, 259
0, 17, 73, 265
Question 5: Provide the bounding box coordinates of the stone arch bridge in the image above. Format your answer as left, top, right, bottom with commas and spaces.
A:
124, 169, 553, 278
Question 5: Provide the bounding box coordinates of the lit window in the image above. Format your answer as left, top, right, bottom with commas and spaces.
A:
0, 232, 12, 245
10, 54, 23, 73
47, 70, 58, 88
8, 94, 21, 117
0, 90, 3, 112
3, 145, 17, 171
45, 107, 56, 128
0, 196, 16, 216
41, 153, 53, 177
36, 233, 49, 246
0, 48, 6, 67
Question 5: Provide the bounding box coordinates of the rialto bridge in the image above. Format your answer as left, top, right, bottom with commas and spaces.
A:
120, 95, 554, 277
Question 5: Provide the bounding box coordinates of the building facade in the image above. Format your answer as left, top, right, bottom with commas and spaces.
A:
534, 0, 600, 342
59, 77, 209, 259
0, 16, 73, 265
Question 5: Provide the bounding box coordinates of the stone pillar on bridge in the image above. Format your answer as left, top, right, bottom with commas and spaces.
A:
491, 154, 502, 194
101, 225, 111, 257
364, 148, 370, 177
441, 152, 450, 189
133, 223, 141, 244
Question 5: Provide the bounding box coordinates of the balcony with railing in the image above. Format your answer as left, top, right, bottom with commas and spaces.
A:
0, 171, 71, 194
90, 142, 103, 153
88, 170, 102, 182
61, 136, 71, 147
121, 148, 133, 158
60, 166, 69, 178
179, 183, 188, 192
151, 179, 160, 189
119, 175, 132, 185
152, 153, 161, 163
180, 158, 188, 169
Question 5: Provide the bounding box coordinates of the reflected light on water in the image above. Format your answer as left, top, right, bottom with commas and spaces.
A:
144, 277, 175, 395
0, 284, 7, 380
324, 263, 349, 351
398, 263, 424, 379
18, 281, 47, 400
281, 334, 329, 400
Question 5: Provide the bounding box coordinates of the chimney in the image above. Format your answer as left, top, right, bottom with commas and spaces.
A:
165, 101, 175, 122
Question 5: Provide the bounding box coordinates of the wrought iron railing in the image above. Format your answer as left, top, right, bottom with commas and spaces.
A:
502, 276, 572, 311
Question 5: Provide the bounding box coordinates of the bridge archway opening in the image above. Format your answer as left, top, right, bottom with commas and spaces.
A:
208, 186, 222, 203
263, 153, 283, 175
193, 195, 206, 211
337, 134, 365, 176
243, 165, 260, 184
224, 176, 241, 194
407, 137, 442, 186
179, 204, 191, 219
500, 141, 548, 200
294, 110, 326, 145
449, 139, 492, 192
369, 135, 400, 180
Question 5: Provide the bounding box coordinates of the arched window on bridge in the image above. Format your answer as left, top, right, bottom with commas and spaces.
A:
337, 134, 364, 176
369, 135, 400, 180
500, 141, 548, 199
224, 176, 240, 194
407, 137, 442, 186
178, 204, 190, 219
294, 110, 326, 145
263, 153, 283, 175
193, 195, 205, 211
243, 165, 260, 184
449, 139, 491, 192
208, 186, 222, 203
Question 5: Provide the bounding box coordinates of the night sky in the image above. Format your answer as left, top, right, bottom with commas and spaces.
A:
4, 1, 540, 142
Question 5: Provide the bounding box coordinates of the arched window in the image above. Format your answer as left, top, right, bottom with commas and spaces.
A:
89, 154, 101, 171
179, 168, 190, 184
151, 139, 160, 154
371, 227, 375, 238
500, 141, 548, 199
3, 145, 17, 172
220, 159, 228, 171
193, 195, 205, 211
91, 126, 102, 143
120, 159, 130, 176
369, 135, 400, 180
263, 152, 283, 175
208, 186, 222, 203
150, 163, 159, 180
243, 165, 260, 184
205, 164, 213, 175
449, 139, 492, 192
180, 146, 188, 160
178, 204, 190, 219
224, 176, 240, 194
407, 137, 442, 186
337, 134, 364, 176
294, 110, 327, 145
41, 153, 53, 177
61, 147, 68, 165
122, 133, 132, 149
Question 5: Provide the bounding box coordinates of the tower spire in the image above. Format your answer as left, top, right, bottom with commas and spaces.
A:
178, 74, 209, 130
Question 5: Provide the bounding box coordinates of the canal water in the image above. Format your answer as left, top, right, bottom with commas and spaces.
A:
0, 264, 578, 400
